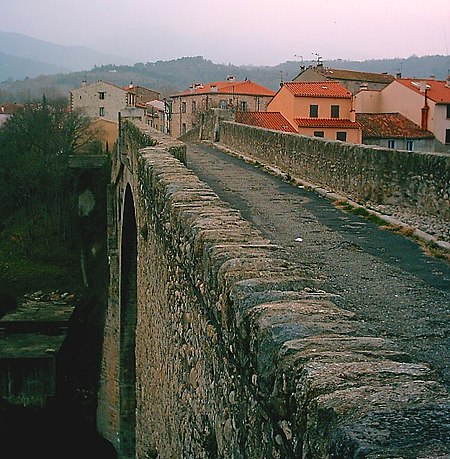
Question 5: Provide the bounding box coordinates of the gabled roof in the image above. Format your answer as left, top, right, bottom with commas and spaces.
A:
396, 78, 450, 104
145, 100, 165, 111
295, 66, 395, 84
356, 113, 435, 139
294, 118, 360, 128
236, 112, 297, 132
172, 80, 275, 97
124, 84, 159, 95
317, 67, 395, 84
283, 82, 352, 98
70, 80, 127, 94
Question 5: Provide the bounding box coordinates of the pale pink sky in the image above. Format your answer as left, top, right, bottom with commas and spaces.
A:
1, 0, 449, 65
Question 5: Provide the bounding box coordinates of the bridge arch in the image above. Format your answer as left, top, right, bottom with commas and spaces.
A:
119, 183, 137, 458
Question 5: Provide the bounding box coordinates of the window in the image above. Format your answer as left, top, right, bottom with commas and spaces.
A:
182, 123, 187, 135
99, 92, 105, 100
445, 129, 450, 144
388, 139, 396, 149
310, 104, 318, 118
192, 101, 197, 112
406, 140, 414, 151
99, 107, 105, 117
181, 102, 186, 113
219, 100, 227, 109
331, 105, 340, 118
314, 131, 324, 138
446, 105, 450, 119
336, 131, 347, 141
240, 101, 248, 112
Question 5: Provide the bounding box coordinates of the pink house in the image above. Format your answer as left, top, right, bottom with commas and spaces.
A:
267, 82, 362, 143
356, 77, 450, 146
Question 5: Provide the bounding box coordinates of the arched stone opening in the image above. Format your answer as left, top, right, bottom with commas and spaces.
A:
119, 184, 137, 458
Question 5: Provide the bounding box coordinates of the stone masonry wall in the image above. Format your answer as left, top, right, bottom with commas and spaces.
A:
219, 121, 450, 220
98, 130, 450, 458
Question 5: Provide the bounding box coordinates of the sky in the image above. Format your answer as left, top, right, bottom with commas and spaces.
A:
1, 0, 449, 66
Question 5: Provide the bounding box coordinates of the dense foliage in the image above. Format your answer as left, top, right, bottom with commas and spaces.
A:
0, 98, 99, 235
0, 99, 105, 296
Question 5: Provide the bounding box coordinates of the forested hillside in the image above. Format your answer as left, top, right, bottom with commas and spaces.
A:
1, 54, 449, 103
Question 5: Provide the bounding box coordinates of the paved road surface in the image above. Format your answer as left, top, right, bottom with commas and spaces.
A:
185, 142, 450, 388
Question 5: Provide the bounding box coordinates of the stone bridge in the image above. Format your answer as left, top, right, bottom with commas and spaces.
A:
97, 121, 449, 458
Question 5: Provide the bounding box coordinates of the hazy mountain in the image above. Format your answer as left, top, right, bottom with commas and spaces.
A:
0, 31, 132, 77
1, 54, 449, 104
0, 51, 70, 82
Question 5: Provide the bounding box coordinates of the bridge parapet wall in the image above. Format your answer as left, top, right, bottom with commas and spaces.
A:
99, 130, 450, 458
219, 121, 450, 220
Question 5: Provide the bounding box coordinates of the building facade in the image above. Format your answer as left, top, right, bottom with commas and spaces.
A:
267, 82, 362, 143
70, 80, 160, 123
169, 77, 275, 138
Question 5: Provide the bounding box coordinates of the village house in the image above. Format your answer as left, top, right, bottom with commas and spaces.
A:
356, 112, 435, 152
266, 81, 362, 143
70, 80, 160, 123
356, 77, 450, 147
294, 64, 395, 94
169, 76, 275, 138
141, 99, 169, 134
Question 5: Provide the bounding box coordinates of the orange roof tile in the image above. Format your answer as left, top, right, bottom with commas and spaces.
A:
172, 80, 275, 97
283, 82, 352, 98
356, 113, 434, 139
294, 118, 360, 128
397, 78, 450, 104
236, 112, 297, 132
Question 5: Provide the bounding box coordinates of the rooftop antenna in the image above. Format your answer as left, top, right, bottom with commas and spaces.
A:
311, 52, 323, 67
279, 70, 284, 88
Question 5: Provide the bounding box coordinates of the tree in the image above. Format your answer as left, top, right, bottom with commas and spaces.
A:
0, 97, 101, 241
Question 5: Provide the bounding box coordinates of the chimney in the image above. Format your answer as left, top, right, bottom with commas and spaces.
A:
421, 82, 429, 131
81, 80, 87, 87
396, 72, 402, 78
446, 75, 450, 88
421, 105, 429, 130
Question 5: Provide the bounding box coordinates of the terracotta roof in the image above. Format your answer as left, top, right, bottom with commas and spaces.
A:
172, 80, 275, 97
396, 78, 450, 104
356, 113, 435, 139
283, 82, 352, 98
317, 67, 395, 84
236, 112, 297, 132
294, 118, 360, 128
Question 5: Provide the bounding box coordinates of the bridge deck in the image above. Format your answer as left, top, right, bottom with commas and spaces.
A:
185, 141, 450, 389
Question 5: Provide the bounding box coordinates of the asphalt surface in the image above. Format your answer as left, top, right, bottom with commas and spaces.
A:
185, 142, 450, 388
